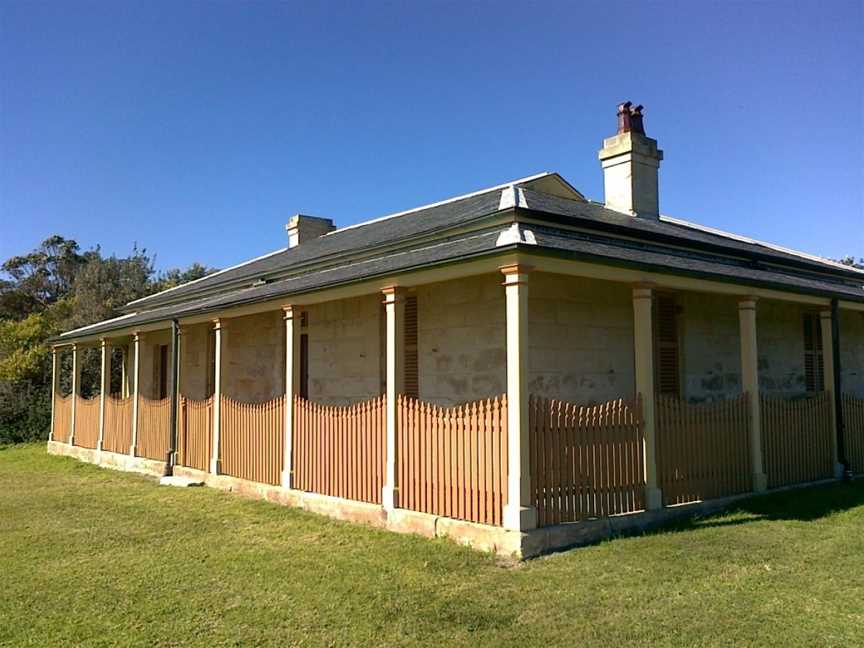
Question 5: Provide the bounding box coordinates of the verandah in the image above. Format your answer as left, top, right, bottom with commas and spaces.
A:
51, 386, 860, 529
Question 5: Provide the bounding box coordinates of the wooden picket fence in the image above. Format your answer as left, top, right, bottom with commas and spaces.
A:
293, 395, 385, 504
529, 395, 644, 527
843, 393, 864, 475
73, 396, 100, 449
178, 396, 213, 472
397, 395, 508, 526
136, 396, 170, 461
656, 394, 752, 505
52, 394, 72, 443
220, 395, 284, 485
102, 396, 133, 454
761, 392, 834, 488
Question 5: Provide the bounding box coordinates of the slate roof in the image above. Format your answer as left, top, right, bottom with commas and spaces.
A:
57, 172, 864, 342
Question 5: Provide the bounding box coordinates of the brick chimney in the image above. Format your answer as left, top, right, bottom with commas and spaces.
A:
597, 102, 663, 218
285, 214, 336, 248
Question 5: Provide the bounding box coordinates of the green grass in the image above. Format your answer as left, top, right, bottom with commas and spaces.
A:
1, 444, 862, 647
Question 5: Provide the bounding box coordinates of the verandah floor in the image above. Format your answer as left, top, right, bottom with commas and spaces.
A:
2, 444, 863, 647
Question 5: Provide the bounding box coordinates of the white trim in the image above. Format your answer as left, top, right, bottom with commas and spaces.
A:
59, 312, 140, 337
660, 214, 864, 275
325, 172, 555, 236
126, 247, 289, 307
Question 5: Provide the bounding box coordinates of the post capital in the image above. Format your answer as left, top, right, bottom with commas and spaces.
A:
282, 304, 301, 319
212, 318, 224, 331
632, 282, 656, 300
819, 309, 832, 321
381, 285, 406, 304
738, 296, 759, 310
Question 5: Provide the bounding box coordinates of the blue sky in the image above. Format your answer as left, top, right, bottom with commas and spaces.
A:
1, 1, 862, 272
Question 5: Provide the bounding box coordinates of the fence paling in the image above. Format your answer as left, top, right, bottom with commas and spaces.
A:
397, 395, 507, 526
529, 395, 644, 527
178, 396, 213, 472
293, 395, 385, 504
761, 392, 833, 488
220, 395, 284, 486
656, 394, 751, 506
845, 394, 864, 475
136, 396, 170, 461
73, 396, 101, 449
102, 396, 133, 454
52, 395, 72, 443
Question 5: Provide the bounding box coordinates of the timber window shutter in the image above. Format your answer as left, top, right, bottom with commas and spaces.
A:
654, 294, 681, 398
802, 313, 824, 393
404, 295, 419, 399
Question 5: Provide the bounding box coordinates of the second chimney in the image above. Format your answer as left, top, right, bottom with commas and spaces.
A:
285, 214, 336, 248
597, 102, 663, 218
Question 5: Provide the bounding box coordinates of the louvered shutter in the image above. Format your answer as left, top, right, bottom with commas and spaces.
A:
404, 295, 419, 398
654, 294, 681, 397
802, 313, 824, 392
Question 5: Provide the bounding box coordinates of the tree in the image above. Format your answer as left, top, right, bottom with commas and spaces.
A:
0, 235, 215, 444
0, 236, 84, 318
838, 256, 864, 270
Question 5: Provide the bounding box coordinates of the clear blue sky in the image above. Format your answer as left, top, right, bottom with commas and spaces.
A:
1, 1, 862, 272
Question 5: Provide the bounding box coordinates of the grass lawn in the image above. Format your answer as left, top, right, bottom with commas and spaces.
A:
1, 444, 862, 647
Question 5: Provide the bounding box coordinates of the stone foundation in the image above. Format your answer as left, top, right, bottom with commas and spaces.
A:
46, 441, 839, 559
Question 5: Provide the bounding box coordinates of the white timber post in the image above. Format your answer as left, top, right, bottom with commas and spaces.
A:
130, 333, 140, 456
210, 319, 225, 475
121, 345, 129, 398
281, 306, 300, 489
820, 310, 844, 478
381, 286, 404, 511
632, 285, 663, 510
49, 347, 59, 442
739, 297, 767, 492
501, 264, 538, 531
69, 343, 80, 446
97, 338, 109, 452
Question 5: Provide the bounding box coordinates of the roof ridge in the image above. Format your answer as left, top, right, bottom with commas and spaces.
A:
323, 172, 554, 236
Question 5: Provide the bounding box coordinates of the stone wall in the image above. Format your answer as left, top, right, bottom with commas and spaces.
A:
180, 322, 211, 400
527, 273, 635, 405
417, 274, 506, 406
756, 300, 814, 395
306, 294, 382, 405
221, 311, 284, 402
678, 292, 741, 402
138, 329, 172, 400
840, 310, 864, 397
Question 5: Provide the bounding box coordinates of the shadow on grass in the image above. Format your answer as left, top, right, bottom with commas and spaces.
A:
657, 479, 864, 537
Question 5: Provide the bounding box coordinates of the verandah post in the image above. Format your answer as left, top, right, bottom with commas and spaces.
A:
210, 318, 225, 474
500, 264, 537, 531
49, 346, 59, 442
69, 343, 80, 446
130, 333, 140, 456
281, 305, 301, 489
632, 285, 663, 510
97, 338, 109, 452
381, 286, 405, 511
738, 297, 768, 492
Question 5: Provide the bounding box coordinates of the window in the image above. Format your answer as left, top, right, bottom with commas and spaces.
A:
802, 313, 824, 392
654, 294, 681, 397
404, 295, 419, 398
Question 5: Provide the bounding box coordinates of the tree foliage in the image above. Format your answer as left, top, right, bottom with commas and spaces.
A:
0, 236, 215, 443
